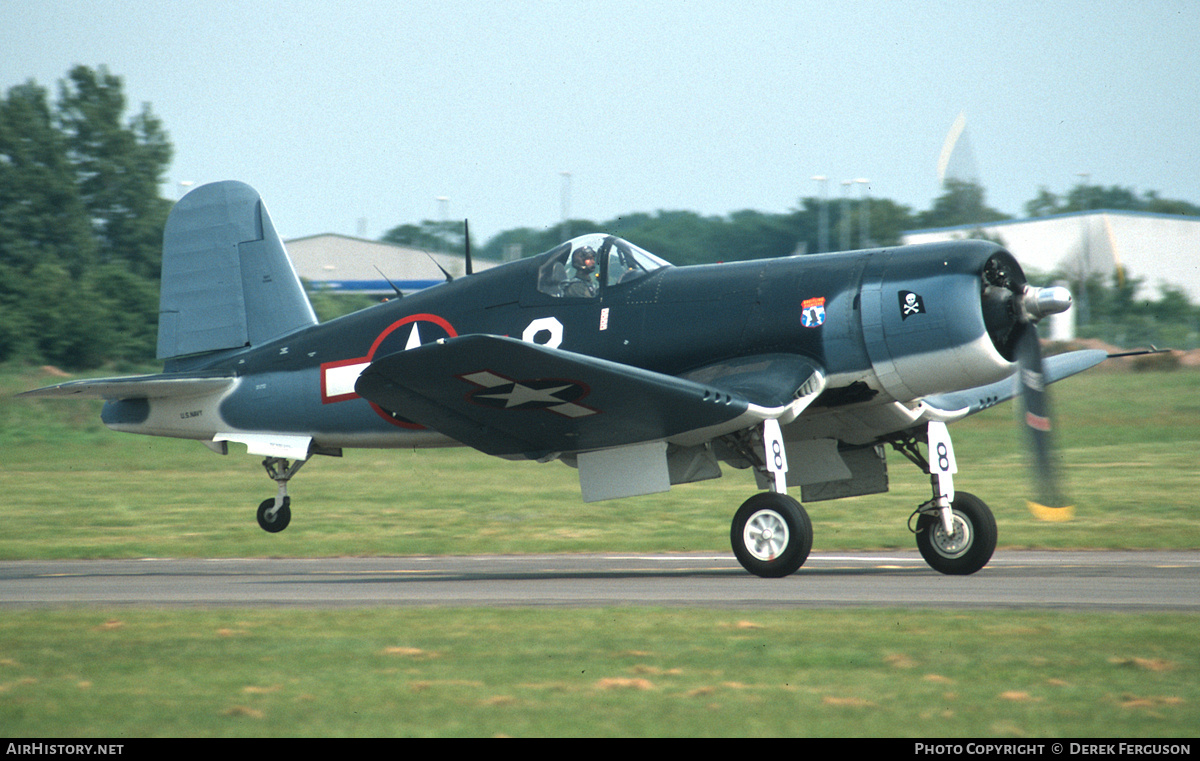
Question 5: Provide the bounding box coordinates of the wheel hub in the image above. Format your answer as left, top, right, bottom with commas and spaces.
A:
743, 509, 789, 561
930, 513, 972, 558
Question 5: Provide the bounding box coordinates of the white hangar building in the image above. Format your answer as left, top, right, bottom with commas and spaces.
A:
902, 210, 1200, 303
285, 234, 499, 296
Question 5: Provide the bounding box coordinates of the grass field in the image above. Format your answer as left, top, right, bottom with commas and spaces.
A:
2, 362, 1198, 559
1, 608, 1196, 738
2, 362, 1198, 737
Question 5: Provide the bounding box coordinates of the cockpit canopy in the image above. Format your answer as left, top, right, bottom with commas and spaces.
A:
537, 234, 671, 298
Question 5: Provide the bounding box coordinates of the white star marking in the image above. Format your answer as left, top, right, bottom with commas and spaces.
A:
405, 323, 423, 350
476, 382, 575, 408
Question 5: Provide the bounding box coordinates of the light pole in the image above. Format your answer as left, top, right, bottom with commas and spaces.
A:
1075, 172, 1092, 325
560, 171, 572, 242
812, 175, 829, 253
840, 180, 853, 251
437, 196, 451, 252
855, 178, 871, 248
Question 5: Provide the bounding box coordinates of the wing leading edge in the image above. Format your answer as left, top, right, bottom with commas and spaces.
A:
20, 373, 235, 401
921, 349, 1108, 417
355, 334, 825, 459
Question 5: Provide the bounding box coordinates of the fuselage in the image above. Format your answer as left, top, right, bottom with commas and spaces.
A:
103, 237, 1021, 454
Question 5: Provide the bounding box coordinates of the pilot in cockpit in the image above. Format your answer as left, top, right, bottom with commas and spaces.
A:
564, 245, 599, 297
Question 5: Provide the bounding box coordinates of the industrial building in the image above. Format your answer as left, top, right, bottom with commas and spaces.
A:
902, 210, 1200, 303
286, 211, 1200, 320
285, 234, 499, 296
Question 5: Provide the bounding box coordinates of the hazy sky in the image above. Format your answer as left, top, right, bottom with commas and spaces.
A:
4, 1, 1198, 247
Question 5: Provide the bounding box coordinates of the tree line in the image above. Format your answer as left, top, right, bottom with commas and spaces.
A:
397, 178, 1200, 268
3, 67, 1198, 370
1, 66, 171, 369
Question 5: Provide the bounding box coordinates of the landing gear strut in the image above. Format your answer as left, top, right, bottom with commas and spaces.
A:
255, 457, 305, 533
894, 421, 997, 575
728, 419, 813, 578
913, 491, 997, 575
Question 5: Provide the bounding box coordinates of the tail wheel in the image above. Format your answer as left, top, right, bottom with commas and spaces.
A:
256, 497, 292, 533
731, 492, 812, 578
915, 491, 996, 575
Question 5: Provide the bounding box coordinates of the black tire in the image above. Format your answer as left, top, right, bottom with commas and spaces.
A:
256, 497, 292, 533
730, 492, 813, 578
915, 491, 996, 575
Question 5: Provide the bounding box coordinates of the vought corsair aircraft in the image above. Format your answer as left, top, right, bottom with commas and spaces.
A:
24, 181, 1106, 578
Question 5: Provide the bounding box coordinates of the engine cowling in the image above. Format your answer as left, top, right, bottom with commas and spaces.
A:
858, 240, 1043, 402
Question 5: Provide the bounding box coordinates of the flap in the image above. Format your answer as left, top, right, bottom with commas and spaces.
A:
355, 334, 764, 458
213, 432, 313, 460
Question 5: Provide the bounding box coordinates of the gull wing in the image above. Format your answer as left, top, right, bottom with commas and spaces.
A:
356, 334, 824, 458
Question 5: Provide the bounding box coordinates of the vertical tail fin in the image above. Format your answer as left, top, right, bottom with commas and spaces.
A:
157, 181, 317, 360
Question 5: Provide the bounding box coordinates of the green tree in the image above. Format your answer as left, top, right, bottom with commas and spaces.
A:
0, 66, 172, 368
478, 225, 576, 261
606, 210, 715, 265
1142, 191, 1200, 217
1024, 187, 1062, 218
57, 65, 172, 279
381, 219, 475, 255
713, 209, 805, 260
1065, 183, 1140, 212
0, 81, 100, 364
855, 197, 913, 248
914, 179, 1009, 229
1026, 183, 1200, 218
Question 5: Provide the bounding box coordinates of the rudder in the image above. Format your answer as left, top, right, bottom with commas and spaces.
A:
157, 181, 317, 360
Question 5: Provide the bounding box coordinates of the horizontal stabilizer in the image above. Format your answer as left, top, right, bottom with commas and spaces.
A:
21, 373, 235, 401
922, 349, 1107, 417
356, 334, 790, 457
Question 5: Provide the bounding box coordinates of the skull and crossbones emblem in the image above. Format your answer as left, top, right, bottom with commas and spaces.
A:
899, 290, 926, 320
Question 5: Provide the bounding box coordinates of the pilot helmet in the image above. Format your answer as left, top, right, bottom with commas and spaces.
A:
572, 246, 597, 271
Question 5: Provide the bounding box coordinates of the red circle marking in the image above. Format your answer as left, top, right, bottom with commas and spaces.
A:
367, 313, 458, 429
367, 313, 458, 359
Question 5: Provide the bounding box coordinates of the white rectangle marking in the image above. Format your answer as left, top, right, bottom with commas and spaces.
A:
324, 361, 369, 399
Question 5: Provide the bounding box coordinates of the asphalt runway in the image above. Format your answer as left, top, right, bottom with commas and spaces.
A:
2, 551, 1198, 610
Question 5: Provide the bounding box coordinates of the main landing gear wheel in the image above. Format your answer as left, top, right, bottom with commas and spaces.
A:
731, 492, 812, 578
256, 497, 292, 533
915, 491, 996, 575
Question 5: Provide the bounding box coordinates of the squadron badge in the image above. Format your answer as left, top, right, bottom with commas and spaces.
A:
801, 296, 826, 328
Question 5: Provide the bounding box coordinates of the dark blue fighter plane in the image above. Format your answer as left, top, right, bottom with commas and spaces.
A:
24, 181, 1106, 578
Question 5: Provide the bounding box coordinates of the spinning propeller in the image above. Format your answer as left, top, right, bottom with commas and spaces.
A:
1014, 284, 1075, 520
982, 256, 1075, 520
